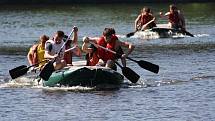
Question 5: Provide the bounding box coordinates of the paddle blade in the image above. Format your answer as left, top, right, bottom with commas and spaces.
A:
39, 61, 55, 81
9, 65, 29, 79
122, 67, 140, 83
137, 60, 159, 74
182, 30, 194, 37
126, 32, 135, 38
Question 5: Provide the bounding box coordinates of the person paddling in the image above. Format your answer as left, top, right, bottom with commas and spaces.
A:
82, 28, 116, 66
82, 28, 135, 70
135, 7, 156, 31
160, 4, 186, 31
27, 35, 49, 68
44, 31, 67, 70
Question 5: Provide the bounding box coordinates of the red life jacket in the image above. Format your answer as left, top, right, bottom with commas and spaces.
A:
64, 51, 72, 64
64, 39, 72, 64
97, 35, 117, 62
87, 52, 99, 66
140, 14, 154, 26
168, 11, 180, 24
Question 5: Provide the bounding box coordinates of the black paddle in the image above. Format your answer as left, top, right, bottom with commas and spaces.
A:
126, 57, 159, 74
88, 42, 140, 83
126, 18, 155, 38
90, 42, 159, 74
180, 29, 194, 37
151, 27, 194, 37
9, 60, 47, 79
39, 29, 74, 81
114, 61, 140, 83
126, 31, 136, 38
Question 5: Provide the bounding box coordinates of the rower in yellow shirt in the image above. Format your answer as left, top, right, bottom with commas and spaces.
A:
27, 35, 49, 68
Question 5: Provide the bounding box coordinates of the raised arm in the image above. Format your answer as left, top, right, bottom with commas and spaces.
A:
71, 26, 78, 44
159, 11, 170, 18
135, 15, 141, 31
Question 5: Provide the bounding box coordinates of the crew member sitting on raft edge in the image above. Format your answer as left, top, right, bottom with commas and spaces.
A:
135, 7, 156, 31
82, 28, 116, 67
160, 4, 186, 31
27, 35, 49, 69
82, 28, 135, 70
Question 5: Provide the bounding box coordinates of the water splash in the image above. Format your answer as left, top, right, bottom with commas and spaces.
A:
40, 86, 95, 92
191, 74, 215, 81
194, 34, 209, 37
0, 77, 39, 88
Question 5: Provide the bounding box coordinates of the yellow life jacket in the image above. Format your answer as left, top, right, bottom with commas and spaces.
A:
36, 44, 46, 67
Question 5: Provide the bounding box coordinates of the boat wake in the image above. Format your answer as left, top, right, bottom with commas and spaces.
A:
118, 32, 210, 41
0, 77, 39, 88
39, 86, 95, 92
0, 78, 97, 92
0, 79, 186, 92
120, 78, 186, 88
190, 74, 215, 81
0, 75, 188, 91
194, 34, 209, 37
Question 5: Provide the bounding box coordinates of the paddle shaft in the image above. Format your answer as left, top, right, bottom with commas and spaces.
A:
29, 59, 48, 68
9, 59, 48, 79
90, 42, 159, 74
57, 30, 74, 57
90, 42, 131, 60
65, 46, 77, 53
114, 60, 122, 68
127, 18, 155, 38
125, 57, 137, 62
140, 18, 155, 30
39, 29, 74, 81
89, 42, 140, 83
90, 42, 116, 54
49, 30, 74, 62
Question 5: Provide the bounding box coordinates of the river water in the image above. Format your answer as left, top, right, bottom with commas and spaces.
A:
0, 3, 215, 121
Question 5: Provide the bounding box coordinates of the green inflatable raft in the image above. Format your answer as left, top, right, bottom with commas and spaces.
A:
42, 66, 124, 88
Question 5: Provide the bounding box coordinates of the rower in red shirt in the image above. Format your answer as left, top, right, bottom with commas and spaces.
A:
82, 28, 135, 70
160, 4, 186, 31
135, 7, 156, 31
